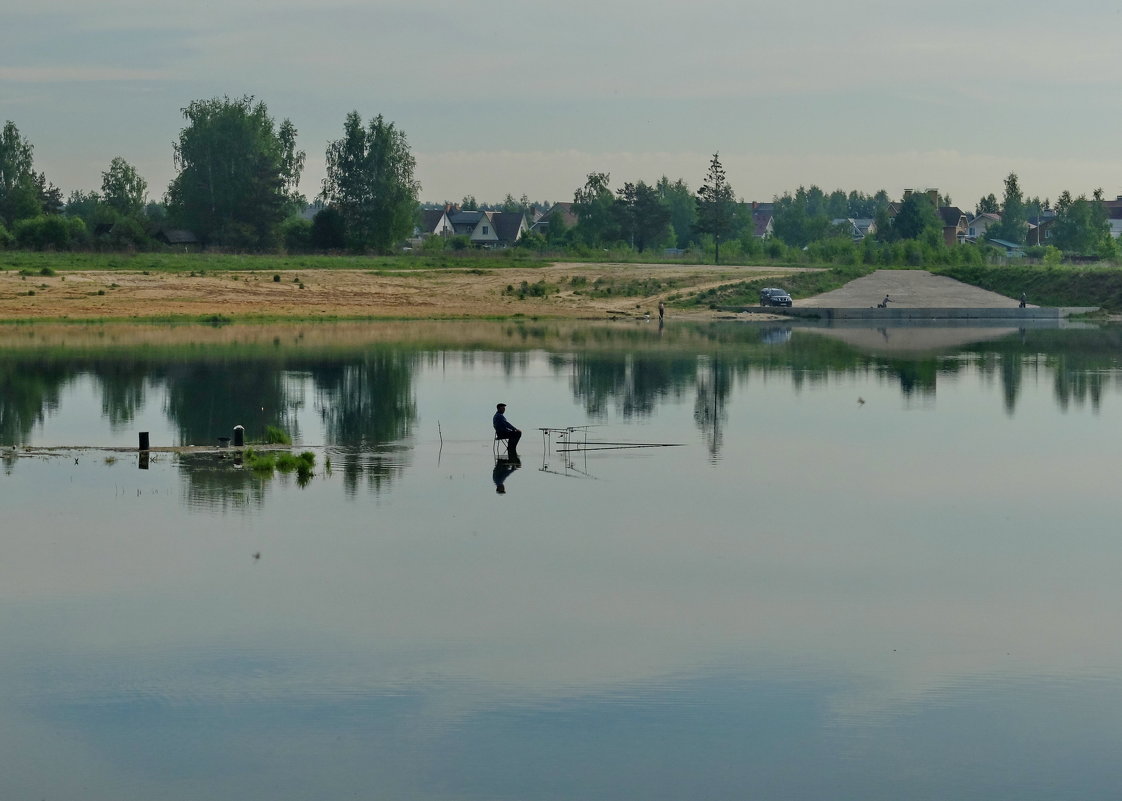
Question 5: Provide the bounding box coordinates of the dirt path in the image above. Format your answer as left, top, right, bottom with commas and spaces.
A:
0, 262, 814, 321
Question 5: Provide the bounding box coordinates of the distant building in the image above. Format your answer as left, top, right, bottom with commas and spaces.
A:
1104, 195, 1122, 239
417, 206, 454, 237
751, 202, 774, 239
529, 202, 578, 237
987, 238, 1026, 258
937, 206, 969, 246
445, 208, 527, 246
830, 218, 876, 241
156, 228, 201, 248
967, 212, 1001, 241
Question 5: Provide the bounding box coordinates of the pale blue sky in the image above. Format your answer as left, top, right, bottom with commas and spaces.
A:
3, 0, 1121, 208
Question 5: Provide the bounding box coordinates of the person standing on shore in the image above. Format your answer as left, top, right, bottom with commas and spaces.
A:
658, 300, 665, 321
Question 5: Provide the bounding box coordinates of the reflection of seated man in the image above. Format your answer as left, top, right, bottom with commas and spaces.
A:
493, 456, 521, 494
492, 402, 521, 456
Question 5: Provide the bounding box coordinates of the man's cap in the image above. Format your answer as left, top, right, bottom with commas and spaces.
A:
496, 402, 506, 408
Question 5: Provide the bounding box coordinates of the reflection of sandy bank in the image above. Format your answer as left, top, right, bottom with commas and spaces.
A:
806, 325, 1019, 355
799, 316, 1095, 355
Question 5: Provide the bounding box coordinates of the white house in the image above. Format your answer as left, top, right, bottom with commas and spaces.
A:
966, 212, 1001, 241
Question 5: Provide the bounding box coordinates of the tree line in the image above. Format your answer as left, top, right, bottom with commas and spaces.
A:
0, 99, 1118, 263
0, 96, 419, 254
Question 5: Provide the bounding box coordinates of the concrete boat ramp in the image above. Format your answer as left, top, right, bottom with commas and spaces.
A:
722, 269, 1097, 320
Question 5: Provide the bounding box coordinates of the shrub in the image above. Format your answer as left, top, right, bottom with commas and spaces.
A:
14, 215, 87, 250
281, 217, 313, 253
311, 208, 346, 251
419, 234, 448, 252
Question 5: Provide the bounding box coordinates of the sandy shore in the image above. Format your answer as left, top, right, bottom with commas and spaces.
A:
0, 261, 811, 321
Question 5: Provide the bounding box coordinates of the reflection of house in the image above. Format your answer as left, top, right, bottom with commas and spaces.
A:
967, 212, 1000, 241
937, 206, 969, 246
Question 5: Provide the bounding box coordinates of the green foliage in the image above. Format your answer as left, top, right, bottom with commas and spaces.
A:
1051, 189, 1112, 256
280, 217, 313, 253
13, 215, 87, 250
321, 111, 420, 254
419, 233, 448, 252
690, 262, 874, 307
101, 157, 148, 218
262, 424, 292, 444
695, 153, 737, 263
657, 176, 697, 249
582, 275, 692, 298
64, 190, 102, 226
166, 96, 305, 249
572, 172, 617, 247
892, 191, 943, 243
514, 230, 547, 251
935, 262, 1122, 311
987, 172, 1028, 245
311, 207, 346, 250
504, 279, 558, 299
614, 180, 671, 252
772, 188, 835, 247
0, 222, 10, 248
102, 216, 150, 250
244, 447, 315, 484
0, 121, 40, 226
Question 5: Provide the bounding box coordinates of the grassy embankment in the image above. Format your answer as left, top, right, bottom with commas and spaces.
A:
0, 250, 543, 274
932, 263, 1122, 311
683, 263, 874, 308
5, 250, 1122, 313
682, 262, 1122, 312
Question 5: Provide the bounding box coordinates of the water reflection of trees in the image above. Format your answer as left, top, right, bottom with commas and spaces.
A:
693, 356, 732, 459
310, 351, 417, 496
163, 362, 301, 446
564, 354, 697, 418
3, 325, 1122, 459
178, 454, 269, 511
0, 360, 69, 444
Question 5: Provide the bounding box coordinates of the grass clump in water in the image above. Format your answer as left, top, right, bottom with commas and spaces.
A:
262, 425, 292, 445
244, 448, 316, 485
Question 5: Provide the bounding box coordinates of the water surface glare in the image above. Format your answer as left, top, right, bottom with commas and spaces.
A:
2, 320, 1122, 800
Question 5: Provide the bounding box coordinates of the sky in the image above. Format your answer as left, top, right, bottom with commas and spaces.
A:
3, 0, 1122, 210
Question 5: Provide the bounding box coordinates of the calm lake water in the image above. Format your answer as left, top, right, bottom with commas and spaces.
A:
3, 319, 1122, 800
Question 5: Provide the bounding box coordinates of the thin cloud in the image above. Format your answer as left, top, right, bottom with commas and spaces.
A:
0, 66, 168, 83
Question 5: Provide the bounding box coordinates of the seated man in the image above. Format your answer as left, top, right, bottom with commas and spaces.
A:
492, 402, 522, 455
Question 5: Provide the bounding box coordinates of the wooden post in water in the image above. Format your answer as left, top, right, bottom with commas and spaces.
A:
139, 431, 150, 451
